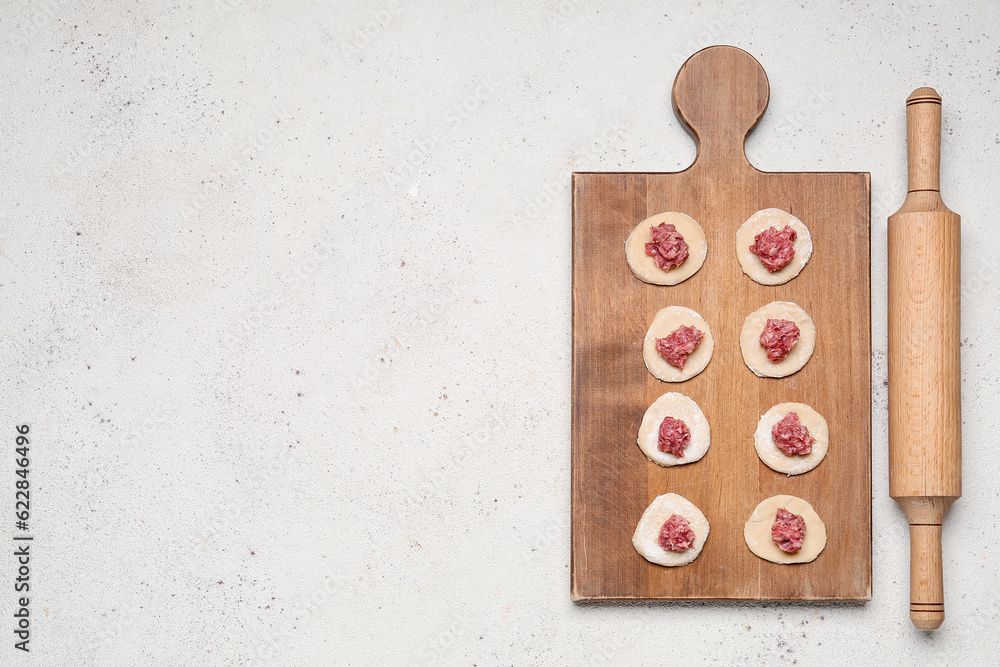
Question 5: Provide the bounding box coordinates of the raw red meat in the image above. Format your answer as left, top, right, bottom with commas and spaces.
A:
656, 326, 704, 369
658, 416, 691, 457
759, 319, 800, 363
772, 412, 815, 456
658, 513, 696, 552
771, 508, 807, 553
750, 225, 796, 272
645, 223, 689, 271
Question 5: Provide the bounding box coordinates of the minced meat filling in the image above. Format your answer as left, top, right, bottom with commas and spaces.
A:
759, 319, 800, 363
658, 514, 696, 552
658, 416, 691, 457
656, 325, 704, 369
750, 225, 796, 272
771, 412, 815, 456
645, 223, 689, 271
771, 508, 806, 553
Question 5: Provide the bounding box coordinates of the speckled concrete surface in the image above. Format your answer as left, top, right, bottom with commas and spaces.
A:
0, 1, 998, 665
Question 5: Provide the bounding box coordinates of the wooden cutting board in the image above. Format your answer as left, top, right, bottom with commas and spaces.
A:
571, 46, 871, 601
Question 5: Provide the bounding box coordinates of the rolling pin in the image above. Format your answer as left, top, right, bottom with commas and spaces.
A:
888, 87, 962, 631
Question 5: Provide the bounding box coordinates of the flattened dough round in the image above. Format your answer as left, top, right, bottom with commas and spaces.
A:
637, 392, 711, 467
632, 493, 710, 567
736, 208, 813, 285
626, 212, 707, 285
744, 495, 826, 564
643, 306, 714, 382
740, 301, 815, 378
754, 403, 829, 475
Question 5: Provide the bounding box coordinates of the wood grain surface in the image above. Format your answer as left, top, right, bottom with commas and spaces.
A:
571, 46, 871, 601
888, 87, 961, 629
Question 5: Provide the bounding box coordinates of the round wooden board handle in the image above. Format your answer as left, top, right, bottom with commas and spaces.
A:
889, 87, 962, 631
672, 45, 769, 170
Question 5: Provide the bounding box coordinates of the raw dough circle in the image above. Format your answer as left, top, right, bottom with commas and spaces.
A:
632, 493, 710, 567
743, 495, 827, 564
739, 301, 815, 378
753, 403, 829, 475
643, 306, 714, 382
637, 392, 711, 467
736, 208, 813, 285
625, 212, 707, 285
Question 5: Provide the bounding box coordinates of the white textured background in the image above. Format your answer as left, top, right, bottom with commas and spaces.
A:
0, 1, 998, 665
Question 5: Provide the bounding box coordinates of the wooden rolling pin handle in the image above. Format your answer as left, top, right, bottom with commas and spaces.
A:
906, 87, 943, 193
896, 496, 956, 631
908, 523, 946, 630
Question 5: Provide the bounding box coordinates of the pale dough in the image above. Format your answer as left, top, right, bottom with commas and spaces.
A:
643, 306, 714, 382
753, 403, 829, 475
632, 493, 710, 567
625, 212, 707, 285
743, 495, 827, 564
739, 301, 815, 378
735, 208, 813, 285
637, 392, 711, 467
